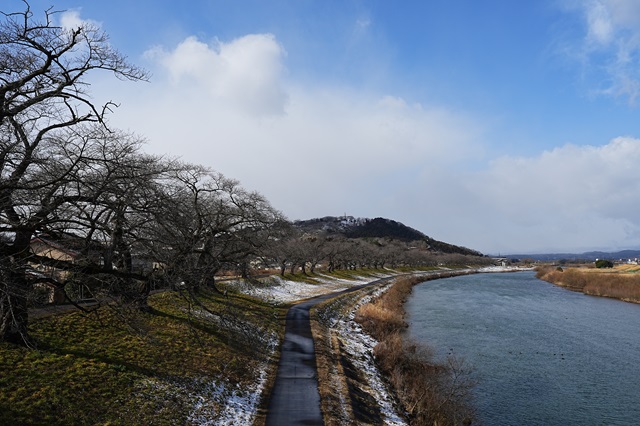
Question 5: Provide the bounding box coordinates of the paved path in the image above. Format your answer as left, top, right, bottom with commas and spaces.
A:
265, 296, 325, 425
265, 277, 395, 426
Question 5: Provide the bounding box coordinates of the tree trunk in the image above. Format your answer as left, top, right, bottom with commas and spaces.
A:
205, 275, 223, 294
239, 262, 249, 279
0, 287, 30, 345
134, 279, 152, 312
0, 254, 33, 346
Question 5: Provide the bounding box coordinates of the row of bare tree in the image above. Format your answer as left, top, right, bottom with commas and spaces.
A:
0, 3, 490, 347
0, 3, 288, 345
261, 235, 490, 276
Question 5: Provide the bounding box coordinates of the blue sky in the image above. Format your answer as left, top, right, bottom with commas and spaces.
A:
13, 0, 640, 254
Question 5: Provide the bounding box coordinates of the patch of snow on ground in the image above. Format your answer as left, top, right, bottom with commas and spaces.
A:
132, 367, 272, 426
333, 284, 408, 426
228, 274, 390, 304
188, 367, 270, 426
189, 329, 278, 425
177, 306, 279, 424
479, 265, 534, 273
188, 307, 279, 354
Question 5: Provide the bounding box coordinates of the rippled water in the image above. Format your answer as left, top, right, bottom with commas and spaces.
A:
405, 271, 640, 425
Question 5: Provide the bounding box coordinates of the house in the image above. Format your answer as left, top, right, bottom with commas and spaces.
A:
492, 257, 508, 267
29, 234, 103, 304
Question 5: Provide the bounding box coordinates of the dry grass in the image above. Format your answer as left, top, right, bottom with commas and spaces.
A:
355, 275, 475, 426
311, 287, 381, 425
536, 266, 640, 303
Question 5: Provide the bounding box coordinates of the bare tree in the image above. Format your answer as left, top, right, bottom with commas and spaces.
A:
259, 220, 296, 277
60, 129, 170, 309
0, 1, 146, 345
304, 236, 328, 274
148, 165, 284, 295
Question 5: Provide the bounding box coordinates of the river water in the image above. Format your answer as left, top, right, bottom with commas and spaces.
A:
405, 271, 640, 425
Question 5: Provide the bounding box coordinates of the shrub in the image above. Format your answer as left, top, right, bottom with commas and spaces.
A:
595, 259, 614, 268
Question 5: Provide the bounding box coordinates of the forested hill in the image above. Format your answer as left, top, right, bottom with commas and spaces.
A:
293, 216, 483, 256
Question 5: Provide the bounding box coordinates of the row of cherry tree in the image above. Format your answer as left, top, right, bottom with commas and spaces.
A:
263, 234, 491, 277
0, 3, 490, 346
0, 3, 287, 345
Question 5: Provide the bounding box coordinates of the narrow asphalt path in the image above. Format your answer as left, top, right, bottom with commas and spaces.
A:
265, 276, 396, 426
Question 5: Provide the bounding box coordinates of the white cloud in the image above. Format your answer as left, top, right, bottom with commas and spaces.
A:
108, 78, 481, 214
59, 10, 101, 32
496, 137, 640, 214
97, 32, 640, 254
602, 0, 640, 29
367, 137, 640, 254
571, 0, 640, 102
586, 1, 614, 45
98, 33, 481, 235
145, 34, 288, 116
460, 137, 640, 252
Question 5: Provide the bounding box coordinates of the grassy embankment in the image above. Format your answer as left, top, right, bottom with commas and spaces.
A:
0, 267, 404, 425
0, 287, 284, 425
2, 267, 481, 425
536, 264, 640, 303
312, 270, 476, 426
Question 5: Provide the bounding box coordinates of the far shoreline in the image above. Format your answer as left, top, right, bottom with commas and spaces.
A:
535, 265, 640, 304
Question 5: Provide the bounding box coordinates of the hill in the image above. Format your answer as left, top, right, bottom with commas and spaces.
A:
293, 216, 483, 256
506, 249, 640, 262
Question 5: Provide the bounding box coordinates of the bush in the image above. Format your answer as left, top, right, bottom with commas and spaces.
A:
595, 259, 614, 268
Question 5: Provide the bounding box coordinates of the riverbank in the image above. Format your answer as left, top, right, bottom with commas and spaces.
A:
310, 269, 489, 425
2, 267, 508, 424
1, 269, 402, 425
354, 272, 477, 426
536, 265, 640, 304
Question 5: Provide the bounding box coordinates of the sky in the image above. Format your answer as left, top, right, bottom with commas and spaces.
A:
12, 0, 640, 255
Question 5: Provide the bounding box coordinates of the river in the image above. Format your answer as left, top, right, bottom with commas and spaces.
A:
405, 271, 640, 425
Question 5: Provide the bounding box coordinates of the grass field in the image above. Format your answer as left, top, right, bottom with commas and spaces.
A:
0, 288, 284, 425
536, 264, 640, 303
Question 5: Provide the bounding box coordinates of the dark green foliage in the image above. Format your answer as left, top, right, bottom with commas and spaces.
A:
595, 259, 614, 268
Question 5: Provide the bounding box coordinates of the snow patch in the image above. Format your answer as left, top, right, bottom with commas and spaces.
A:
478, 265, 534, 273
187, 306, 279, 354
170, 306, 279, 424
227, 274, 387, 304
331, 283, 408, 426
188, 369, 270, 425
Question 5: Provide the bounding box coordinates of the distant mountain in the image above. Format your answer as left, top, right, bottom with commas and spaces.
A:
505, 249, 640, 262
293, 216, 483, 256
